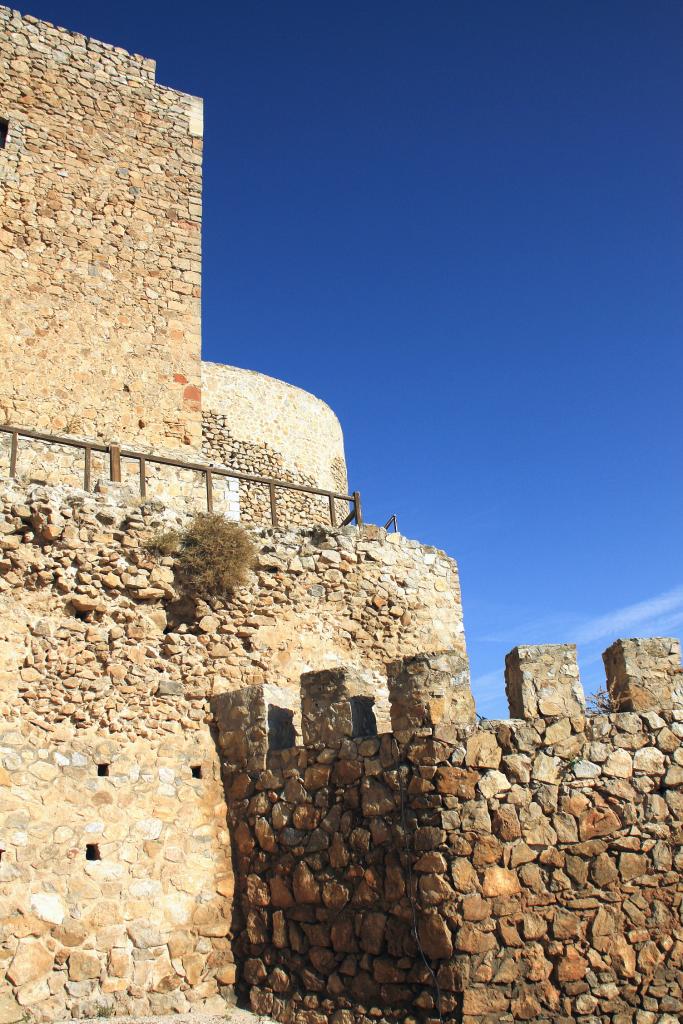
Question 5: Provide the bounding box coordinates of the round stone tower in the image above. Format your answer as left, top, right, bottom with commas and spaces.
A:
201, 361, 348, 525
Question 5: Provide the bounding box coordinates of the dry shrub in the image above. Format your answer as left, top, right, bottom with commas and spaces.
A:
146, 528, 180, 557
586, 685, 619, 715
148, 514, 255, 599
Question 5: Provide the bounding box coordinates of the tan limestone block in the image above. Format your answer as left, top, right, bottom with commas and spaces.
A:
15, 978, 50, 1008
182, 952, 205, 985
68, 950, 101, 981
292, 863, 319, 904
7, 939, 53, 987
466, 732, 501, 769
555, 947, 588, 982
578, 805, 621, 840
0, 988, 22, 1024
417, 912, 453, 959
100, 977, 128, 992
462, 985, 509, 1014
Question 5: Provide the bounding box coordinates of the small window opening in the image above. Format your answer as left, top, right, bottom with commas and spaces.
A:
0, 848, 4, 863
351, 696, 377, 738
85, 844, 100, 861
191, 765, 202, 779
268, 705, 296, 751
97, 763, 109, 777
0, 120, 8, 149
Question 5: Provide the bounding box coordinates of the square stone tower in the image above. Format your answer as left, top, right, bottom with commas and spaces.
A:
0, 6, 203, 451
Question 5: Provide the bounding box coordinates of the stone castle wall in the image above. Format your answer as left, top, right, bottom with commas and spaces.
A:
1, 724, 233, 1021
218, 643, 683, 1024
1, 7, 352, 522
0, 478, 465, 1020
1, 485, 682, 1024
0, 5, 203, 453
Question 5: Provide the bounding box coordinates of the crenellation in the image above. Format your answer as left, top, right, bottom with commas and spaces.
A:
603, 636, 683, 712
387, 649, 475, 744
505, 642, 585, 720
297, 667, 389, 750
212, 685, 269, 773
218, 663, 683, 1024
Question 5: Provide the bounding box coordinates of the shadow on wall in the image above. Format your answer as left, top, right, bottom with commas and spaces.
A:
212, 639, 683, 1024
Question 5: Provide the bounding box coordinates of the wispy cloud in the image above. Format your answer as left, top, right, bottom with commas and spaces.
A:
474, 585, 683, 649
476, 614, 567, 644
468, 584, 683, 720
574, 586, 683, 644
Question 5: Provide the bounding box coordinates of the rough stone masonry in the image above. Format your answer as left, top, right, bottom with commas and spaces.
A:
218, 643, 683, 1024
0, 5, 203, 452
0, 478, 465, 1021
1, 7, 683, 1024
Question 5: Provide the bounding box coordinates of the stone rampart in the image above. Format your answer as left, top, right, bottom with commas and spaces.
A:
219, 642, 683, 1024
0, 479, 464, 726
0, 478, 465, 1019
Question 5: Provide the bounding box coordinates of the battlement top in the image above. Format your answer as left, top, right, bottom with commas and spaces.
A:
212, 636, 682, 771
0, 6, 161, 84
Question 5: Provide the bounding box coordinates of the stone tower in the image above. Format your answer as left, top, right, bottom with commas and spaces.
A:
0, 5, 204, 451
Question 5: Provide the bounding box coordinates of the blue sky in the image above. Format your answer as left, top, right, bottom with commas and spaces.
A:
31, 1, 683, 717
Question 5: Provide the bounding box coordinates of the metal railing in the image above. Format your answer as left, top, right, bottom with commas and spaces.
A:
0, 424, 363, 529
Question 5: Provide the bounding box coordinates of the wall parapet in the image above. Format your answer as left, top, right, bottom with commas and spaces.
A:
388, 649, 475, 744
219, 651, 683, 1024
215, 637, 683, 772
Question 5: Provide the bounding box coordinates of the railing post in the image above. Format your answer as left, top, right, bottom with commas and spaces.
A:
109, 444, 121, 483
206, 469, 214, 513
269, 481, 279, 527
83, 446, 92, 491
139, 456, 146, 499
353, 490, 363, 526
9, 430, 18, 478
328, 494, 337, 527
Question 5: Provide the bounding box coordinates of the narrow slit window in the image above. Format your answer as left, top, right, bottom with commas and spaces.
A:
0, 120, 8, 149
268, 705, 296, 751
351, 696, 377, 738
191, 765, 202, 779
85, 844, 101, 861
97, 763, 109, 777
